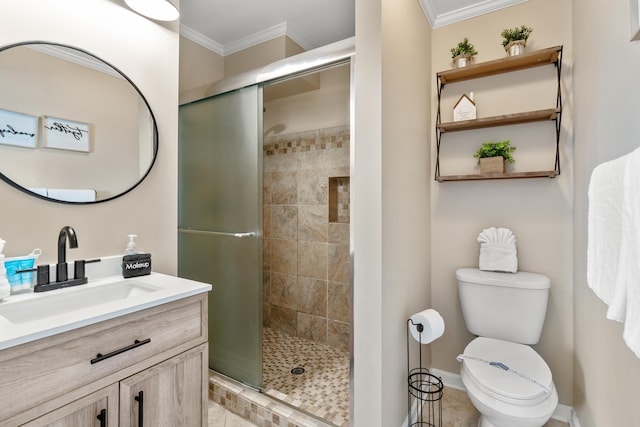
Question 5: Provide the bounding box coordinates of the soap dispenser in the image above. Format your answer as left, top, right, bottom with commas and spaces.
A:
125, 234, 139, 255
122, 234, 151, 278
0, 239, 11, 300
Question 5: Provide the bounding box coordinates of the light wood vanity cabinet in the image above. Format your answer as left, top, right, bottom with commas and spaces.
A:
0, 293, 208, 427
119, 345, 206, 427
23, 384, 119, 427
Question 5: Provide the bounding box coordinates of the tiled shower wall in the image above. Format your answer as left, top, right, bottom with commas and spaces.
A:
263, 125, 351, 351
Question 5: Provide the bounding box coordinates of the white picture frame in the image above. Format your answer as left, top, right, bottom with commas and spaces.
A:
42, 116, 90, 152
0, 109, 38, 148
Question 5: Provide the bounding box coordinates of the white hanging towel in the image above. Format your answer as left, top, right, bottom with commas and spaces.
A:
620, 148, 640, 358
477, 227, 517, 273
588, 146, 640, 359
587, 153, 630, 322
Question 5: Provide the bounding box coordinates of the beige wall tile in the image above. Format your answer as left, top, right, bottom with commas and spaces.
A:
271, 205, 298, 240
271, 239, 298, 275
270, 272, 297, 309
263, 127, 350, 350
328, 282, 351, 322
297, 169, 328, 205
328, 320, 349, 352
263, 205, 271, 238
328, 223, 350, 244
263, 238, 271, 270
263, 270, 271, 304
298, 205, 328, 242
297, 277, 328, 317
298, 241, 328, 280
297, 313, 328, 343
271, 171, 297, 204
328, 243, 350, 284
271, 306, 297, 336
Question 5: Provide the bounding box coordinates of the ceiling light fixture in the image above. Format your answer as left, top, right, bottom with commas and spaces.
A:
125, 0, 179, 21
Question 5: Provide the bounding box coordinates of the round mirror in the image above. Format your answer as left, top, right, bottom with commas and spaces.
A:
0, 41, 158, 204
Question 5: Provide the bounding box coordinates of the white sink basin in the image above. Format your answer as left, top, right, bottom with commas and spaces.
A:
0, 280, 161, 324
0, 258, 212, 351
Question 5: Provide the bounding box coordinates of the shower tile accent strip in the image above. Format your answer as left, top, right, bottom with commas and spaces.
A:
209, 372, 329, 427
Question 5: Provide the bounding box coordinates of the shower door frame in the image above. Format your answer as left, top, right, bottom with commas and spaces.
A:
186, 36, 355, 398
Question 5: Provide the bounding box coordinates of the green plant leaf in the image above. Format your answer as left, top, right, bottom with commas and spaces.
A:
450, 37, 478, 58
473, 140, 516, 164
500, 25, 533, 46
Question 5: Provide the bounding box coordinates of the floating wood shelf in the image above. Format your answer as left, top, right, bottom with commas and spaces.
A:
437, 108, 560, 133
437, 46, 562, 85
434, 46, 563, 182
437, 170, 559, 182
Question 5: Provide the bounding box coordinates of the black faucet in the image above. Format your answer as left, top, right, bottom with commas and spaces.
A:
30, 226, 101, 292
56, 225, 78, 283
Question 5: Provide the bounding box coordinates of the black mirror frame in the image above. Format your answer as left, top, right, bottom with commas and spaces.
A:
0, 40, 159, 205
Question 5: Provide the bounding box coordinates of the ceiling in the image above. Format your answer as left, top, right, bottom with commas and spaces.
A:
179, 0, 528, 56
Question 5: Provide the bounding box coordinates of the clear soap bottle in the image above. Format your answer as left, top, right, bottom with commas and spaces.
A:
125, 234, 139, 255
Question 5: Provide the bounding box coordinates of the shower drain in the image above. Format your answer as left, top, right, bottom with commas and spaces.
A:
290, 367, 305, 375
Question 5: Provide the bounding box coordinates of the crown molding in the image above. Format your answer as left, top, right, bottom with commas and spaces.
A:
27, 44, 122, 79
180, 21, 312, 57
180, 24, 225, 56
419, 0, 528, 28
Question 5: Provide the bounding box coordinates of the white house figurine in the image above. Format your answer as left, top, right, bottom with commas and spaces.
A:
453, 92, 476, 122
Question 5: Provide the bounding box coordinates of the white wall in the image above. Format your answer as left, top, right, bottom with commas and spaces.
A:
1, 0, 179, 274
573, 0, 640, 425
353, 0, 431, 424
430, 0, 575, 404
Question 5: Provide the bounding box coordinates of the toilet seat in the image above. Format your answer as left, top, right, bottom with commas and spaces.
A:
461, 337, 554, 406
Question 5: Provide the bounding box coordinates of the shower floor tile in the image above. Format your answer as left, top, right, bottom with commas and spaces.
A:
263, 327, 350, 426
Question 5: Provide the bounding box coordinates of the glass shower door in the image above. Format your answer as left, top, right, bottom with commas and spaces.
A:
178, 85, 263, 389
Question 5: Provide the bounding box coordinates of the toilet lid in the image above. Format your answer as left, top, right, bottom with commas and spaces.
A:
462, 337, 553, 401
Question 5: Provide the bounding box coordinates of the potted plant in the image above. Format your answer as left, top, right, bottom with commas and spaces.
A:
450, 38, 478, 68
501, 25, 533, 56
474, 140, 516, 174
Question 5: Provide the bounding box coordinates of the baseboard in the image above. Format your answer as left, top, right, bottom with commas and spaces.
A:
430, 368, 580, 426
430, 368, 465, 390
571, 411, 583, 427
402, 398, 419, 427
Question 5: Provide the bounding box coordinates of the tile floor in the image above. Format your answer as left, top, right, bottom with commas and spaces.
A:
441, 386, 569, 427
209, 327, 569, 427
262, 327, 350, 426
209, 390, 570, 427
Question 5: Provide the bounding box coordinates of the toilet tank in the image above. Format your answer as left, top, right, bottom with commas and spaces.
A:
456, 268, 550, 345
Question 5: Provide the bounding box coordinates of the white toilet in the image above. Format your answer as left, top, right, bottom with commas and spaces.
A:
456, 268, 558, 427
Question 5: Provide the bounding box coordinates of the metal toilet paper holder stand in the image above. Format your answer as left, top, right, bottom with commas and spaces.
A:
407, 318, 443, 427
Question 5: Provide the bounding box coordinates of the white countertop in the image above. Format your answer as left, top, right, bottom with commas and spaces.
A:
0, 256, 211, 350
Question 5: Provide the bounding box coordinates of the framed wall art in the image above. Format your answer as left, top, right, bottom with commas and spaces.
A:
0, 109, 38, 148
42, 116, 90, 152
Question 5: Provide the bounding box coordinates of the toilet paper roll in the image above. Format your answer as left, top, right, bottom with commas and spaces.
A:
409, 309, 445, 344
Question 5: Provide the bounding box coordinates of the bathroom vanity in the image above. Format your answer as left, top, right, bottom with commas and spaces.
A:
0, 266, 211, 426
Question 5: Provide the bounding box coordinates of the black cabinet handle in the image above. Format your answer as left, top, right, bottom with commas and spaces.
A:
90, 338, 151, 364
97, 408, 106, 427
134, 390, 144, 426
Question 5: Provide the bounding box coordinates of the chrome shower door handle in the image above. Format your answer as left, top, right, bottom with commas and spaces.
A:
232, 232, 257, 238
178, 228, 258, 238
